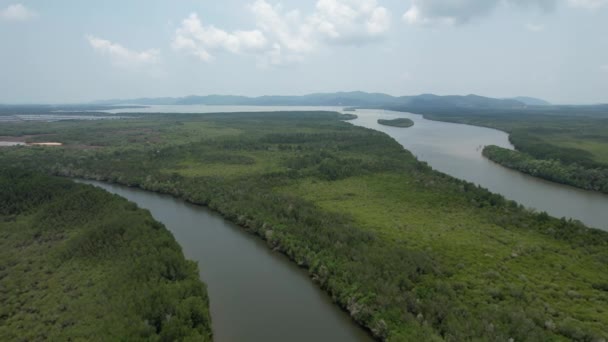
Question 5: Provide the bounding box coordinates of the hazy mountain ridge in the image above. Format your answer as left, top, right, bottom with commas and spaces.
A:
400, 94, 527, 109
94, 92, 534, 109
509, 96, 552, 106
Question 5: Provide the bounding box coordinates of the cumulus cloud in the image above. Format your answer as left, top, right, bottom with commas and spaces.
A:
87, 35, 160, 69
173, 0, 391, 66
0, 3, 36, 21
249, 1, 315, 54
308, 0, 391, 44
172, 13, 268, 62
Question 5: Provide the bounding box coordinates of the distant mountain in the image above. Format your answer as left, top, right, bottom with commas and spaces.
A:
99, 92, 405, 107
400, 94, 526, 109
509, 97, 551, 106
94, 97, 180, 106
94, 92, 528, 110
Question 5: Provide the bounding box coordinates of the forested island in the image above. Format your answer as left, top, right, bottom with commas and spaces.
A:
483, 145, 608, 193
1, 112, 608, 341
377, 118, 414, 128
0, 169, 212, 341
340, 113, 358, 120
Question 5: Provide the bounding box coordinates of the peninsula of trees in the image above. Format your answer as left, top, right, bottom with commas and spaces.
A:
0, 169, 212, 341
483, 145, 608, 193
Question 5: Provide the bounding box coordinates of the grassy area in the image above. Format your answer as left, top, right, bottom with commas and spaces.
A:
0, 169, 212, 341
284, 173, 608, 338
0, 117, 243, 148
377, 118, 414, 128
523, 130, 608, 166
1, 111, 607, 341
163, 150, 289, 178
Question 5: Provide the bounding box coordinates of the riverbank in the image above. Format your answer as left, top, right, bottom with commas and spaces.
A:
483, 145, 608, 194
1, 112, 607, 340
386, 107, 608, 194
83, 180, 373, 342
350, 109, 608, 229
0, 169, 212, 341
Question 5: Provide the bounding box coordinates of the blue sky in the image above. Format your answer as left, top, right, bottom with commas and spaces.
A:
0, 0, 607, 104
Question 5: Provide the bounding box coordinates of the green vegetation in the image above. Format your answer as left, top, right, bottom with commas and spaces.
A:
508, 127, 608, 168
0, 169, 212, 341
377, 118, 414, 128
1, 111, 608, 341
483, 145, 608, 193
0, 104, 144, 115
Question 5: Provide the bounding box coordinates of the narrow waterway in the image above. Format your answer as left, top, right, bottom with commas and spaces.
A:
81, 180, 372, 342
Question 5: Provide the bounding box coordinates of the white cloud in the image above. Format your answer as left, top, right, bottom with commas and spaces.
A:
249, 1, 315, 54
525, 23, 545, 32
567, 0, 608, 8
87, 35, 160, 69
309, 0, 391, 43
403, 0, 556, 26
0, 3, 36, 21
601, 65, 608, 72
173, 0, 391, 66
172, 13, 268, 62
367, 6, 391, 34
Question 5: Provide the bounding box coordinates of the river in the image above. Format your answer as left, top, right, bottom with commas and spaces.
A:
85, 105, 608, 339
349, 109, 608, 231
109, 104, 608, 230
81, 180, 372, 342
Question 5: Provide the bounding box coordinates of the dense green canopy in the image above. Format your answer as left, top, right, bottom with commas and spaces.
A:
0, 169, 212, 341
1, 111, 607, 341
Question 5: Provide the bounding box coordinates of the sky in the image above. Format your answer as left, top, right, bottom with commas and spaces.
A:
0, 0, 607, 104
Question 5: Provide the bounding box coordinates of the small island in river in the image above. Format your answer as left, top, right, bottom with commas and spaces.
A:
377, 118, 414, 128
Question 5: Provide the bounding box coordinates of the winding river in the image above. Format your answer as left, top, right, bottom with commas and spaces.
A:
81, 180, 372, 342
349, 109, 608, 231
85, 105, 608, 339
111, 104, 608, 230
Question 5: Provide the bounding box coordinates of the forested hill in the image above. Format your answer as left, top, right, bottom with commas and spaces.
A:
0, 169, 212, 341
